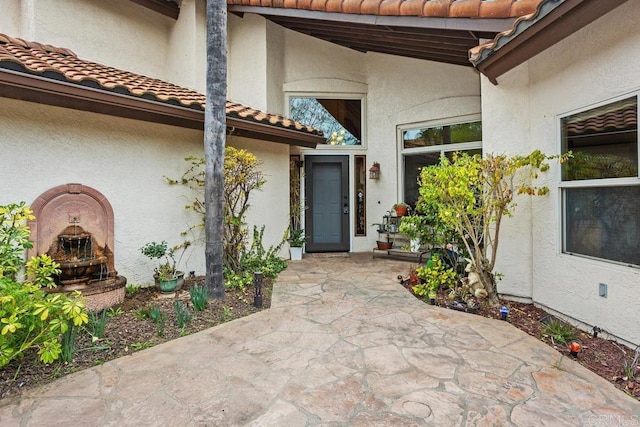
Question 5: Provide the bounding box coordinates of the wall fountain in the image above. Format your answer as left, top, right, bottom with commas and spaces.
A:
28, 184, 127, 311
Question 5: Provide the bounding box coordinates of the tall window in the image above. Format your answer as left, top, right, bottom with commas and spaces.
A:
561, 96, 639, 266
289, 97, 363, 146
400, 119, 482, 207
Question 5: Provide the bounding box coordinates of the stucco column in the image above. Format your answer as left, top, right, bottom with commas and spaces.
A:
480, 65, 534, 300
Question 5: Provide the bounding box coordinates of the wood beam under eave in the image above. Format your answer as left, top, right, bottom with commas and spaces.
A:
128, 0, 179, 19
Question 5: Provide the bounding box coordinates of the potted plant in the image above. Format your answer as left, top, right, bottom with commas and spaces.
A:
287, 228, 307, 261
140, 241, 187, 292
393, 202, 410, 217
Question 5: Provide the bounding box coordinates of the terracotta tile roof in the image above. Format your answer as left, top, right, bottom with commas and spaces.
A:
468, 4, 542, 65
0, 33, 322, 136
226, 0, 544, 18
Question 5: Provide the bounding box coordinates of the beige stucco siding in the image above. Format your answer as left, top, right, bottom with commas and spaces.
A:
481, 0, 640, 345
0, 97, 289, 285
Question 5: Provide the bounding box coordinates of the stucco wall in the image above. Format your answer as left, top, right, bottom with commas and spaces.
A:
481, 1, 640, 345
0, 0, 207, 91
228, 13, 269, 111
277, 27, 481, 252
0, 98, 290, 285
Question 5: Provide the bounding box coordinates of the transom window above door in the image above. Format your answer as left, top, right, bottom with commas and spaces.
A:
289, 97, 363, 146
399, 118, 482, 207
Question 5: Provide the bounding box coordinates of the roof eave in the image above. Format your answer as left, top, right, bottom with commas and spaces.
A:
128, 0, 180, 19
0, 68, 323, 148
228, 5, 515, 33
472, 0, 631, 85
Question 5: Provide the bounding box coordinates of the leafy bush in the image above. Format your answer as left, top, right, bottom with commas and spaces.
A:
413, 255, 457, 298
543, 320, 576, 344
239, 226, 286, 279
0, 202, 89, 367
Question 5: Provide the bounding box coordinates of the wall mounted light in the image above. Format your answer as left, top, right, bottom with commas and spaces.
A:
369, 162, 380, 179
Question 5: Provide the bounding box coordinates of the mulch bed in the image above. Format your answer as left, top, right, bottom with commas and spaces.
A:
401, 279, 640, 401
0, 277, 271, 400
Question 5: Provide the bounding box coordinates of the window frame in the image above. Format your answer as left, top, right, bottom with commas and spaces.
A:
285, 92, 368, 150
558, 92, 640, 268
397, 114, 482, 205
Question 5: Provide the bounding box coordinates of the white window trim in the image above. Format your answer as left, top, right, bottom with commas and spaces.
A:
397, 114, 482, 203
556, 91, 640, 268
285, 92, 368, 150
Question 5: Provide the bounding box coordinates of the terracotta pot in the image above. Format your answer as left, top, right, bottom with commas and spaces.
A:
394, 206, 408, 216
376, 241, 393, 250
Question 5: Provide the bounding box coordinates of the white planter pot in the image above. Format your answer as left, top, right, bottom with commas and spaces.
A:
290, 246, 303, 261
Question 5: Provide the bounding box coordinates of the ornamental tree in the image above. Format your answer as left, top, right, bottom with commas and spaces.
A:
418, 150, 567, 305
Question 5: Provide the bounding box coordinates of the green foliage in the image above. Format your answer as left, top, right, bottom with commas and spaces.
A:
131, 341, 154, 351
0, 202, 89, 368
166, 147, 267, 273
134, 307, 151, 320
0, 202, 35, 279
125, 284, 141, 294
174, 301, 192, 331
287, 228, 307, 247
222, 305, 233, 322
60, 323, 77, 363
107, 307, 124, 318
87, 309, 108, 339
418, 150, 567, 303
413, 255, 457, 298
542, 320, 576, 344
224, 268, 252, 291
190, 285, 208, 312
148, 306, 165, 337
239, 226, 287, 279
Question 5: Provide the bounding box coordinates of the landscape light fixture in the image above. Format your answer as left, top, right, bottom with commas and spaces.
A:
569, 342, 581, 358
254, 271, 263, 308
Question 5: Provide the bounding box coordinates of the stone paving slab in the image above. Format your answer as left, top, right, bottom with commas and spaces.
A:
1, 253, 639, 426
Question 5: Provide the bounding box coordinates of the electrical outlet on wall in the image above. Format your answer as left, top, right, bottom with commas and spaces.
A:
599, 283, 607, 298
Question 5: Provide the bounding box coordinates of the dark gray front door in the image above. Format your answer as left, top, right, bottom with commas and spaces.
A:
305, 155, 350, 252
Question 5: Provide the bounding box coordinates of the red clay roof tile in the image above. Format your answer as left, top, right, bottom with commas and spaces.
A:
379, 0, 403, 15
449, 0, 481, 18
342, 0, 365, 13
0, 33, 322, 136
478, 0, 512, 18
227, 0, 544, 18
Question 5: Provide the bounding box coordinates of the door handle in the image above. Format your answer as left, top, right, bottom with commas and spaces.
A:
343, 203, 349, 214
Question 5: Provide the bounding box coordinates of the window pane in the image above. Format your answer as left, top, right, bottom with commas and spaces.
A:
564, 186, 640, 266
289, 98, 362, 145
404, 152, 441, 207
562, 97, 638, 180
403, 121, 482, 149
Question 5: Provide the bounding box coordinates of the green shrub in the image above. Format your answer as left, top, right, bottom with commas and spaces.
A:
87, 309, 108, 339
0, 202, 89, 367
543, 320, 576, 344
174, 301, 192, 331
190, 285, 208, 311
412, 255, 457, 298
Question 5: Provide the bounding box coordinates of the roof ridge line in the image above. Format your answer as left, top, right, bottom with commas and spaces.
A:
0, 33, 77, 57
